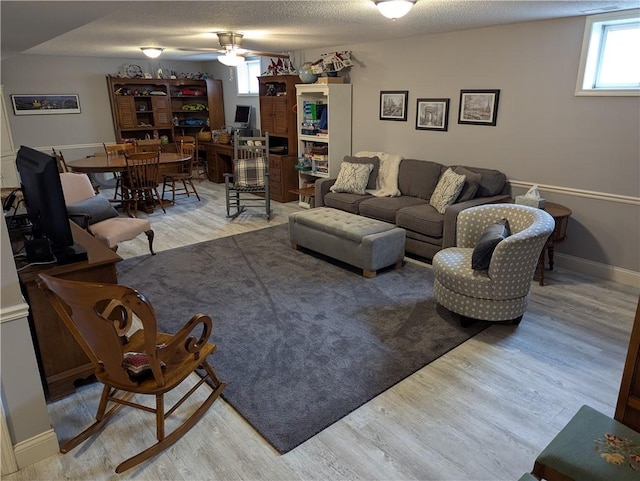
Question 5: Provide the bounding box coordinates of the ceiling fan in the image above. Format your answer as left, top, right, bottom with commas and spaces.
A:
180, 32, 290, 66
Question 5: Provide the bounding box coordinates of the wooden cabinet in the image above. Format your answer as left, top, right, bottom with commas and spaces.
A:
295, 83, 352, 205
15, 223, 121, 400
107, 77, 224, 145
258, 75, 300, 203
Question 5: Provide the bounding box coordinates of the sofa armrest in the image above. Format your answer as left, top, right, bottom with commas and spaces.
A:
442, 194, 511, 248
314, 178, 337, 208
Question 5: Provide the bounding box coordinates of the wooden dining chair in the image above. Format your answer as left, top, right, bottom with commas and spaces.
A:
123, 150, 166, 216
161, 140, 200, 205
103, 143, 135, 200
36, 273, 226, 473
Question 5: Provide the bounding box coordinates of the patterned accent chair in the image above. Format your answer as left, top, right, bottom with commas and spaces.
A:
432, 203, 555, 325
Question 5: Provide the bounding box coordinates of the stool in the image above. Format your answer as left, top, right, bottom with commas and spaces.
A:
289, 207, 405, 278
533, 405, 640, 480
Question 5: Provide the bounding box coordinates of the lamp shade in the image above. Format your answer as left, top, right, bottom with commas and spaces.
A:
218, 52, 245, 66
141, 47, 163, 59
375, 0, 416, 20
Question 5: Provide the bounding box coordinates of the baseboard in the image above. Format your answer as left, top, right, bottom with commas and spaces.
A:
13, 429, 59, 469
555, 253, 640, 288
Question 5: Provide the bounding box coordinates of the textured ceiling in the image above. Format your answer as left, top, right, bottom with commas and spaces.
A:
1, 1, 634, 62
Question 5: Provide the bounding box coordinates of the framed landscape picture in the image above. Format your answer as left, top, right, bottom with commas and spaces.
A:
10, 94, 81, 115
416, 98, 450, 131
458, 90, 500, 126
380, 90, 408, 121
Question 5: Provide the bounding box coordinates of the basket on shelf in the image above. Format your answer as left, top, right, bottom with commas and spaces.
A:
197, 128, 212, 142
217, 132, 231, 144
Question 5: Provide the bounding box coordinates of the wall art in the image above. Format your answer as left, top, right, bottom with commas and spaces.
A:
11, 94, 81, 115
416, 98, 450, 131
458, 90, 500, 126
380, 90, 408, 121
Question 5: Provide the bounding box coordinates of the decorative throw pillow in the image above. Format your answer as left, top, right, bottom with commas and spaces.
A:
122, 352, 165, 376
330, 162, 374, 195
429, 168, 466, 214
343, 155, 379, 190
234, 156, 267, 188
454, 166, 482, 202
471, 218, 511, 270
66, 195, 119, 225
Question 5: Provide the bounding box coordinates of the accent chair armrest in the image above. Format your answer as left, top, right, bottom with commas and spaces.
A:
442, 194, 511, 248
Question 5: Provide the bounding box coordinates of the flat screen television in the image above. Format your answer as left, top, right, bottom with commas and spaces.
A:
15, 145, 87, 265
234, 105, 251, 128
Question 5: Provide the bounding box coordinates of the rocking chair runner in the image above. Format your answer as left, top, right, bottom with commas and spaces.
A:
36, 273, 226, 473
224, 133, 271, 220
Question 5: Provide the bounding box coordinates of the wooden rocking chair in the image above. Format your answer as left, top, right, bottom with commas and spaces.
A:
36, 273, 226, 473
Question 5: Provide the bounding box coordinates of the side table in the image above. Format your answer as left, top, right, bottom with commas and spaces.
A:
538, 202, 572, 286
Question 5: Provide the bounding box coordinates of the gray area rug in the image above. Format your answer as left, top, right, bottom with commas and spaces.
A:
117, 224, 487, 453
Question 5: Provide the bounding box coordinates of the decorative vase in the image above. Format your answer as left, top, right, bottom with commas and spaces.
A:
298, 62, 318, 84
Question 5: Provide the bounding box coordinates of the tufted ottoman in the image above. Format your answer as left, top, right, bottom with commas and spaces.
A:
289, 207, 406, 278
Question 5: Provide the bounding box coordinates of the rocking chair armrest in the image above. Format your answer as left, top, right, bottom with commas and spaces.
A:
158, 313, 213, 357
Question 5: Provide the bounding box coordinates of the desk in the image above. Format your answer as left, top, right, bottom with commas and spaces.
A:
199, 142, 233, 183
538, 202, 572, 286
14, 222, 121, 400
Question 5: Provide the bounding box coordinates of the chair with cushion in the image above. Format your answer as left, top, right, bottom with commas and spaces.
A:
432, 203, 554, 326
224, 133, 270, 220
60, 172, 155, 255
123, 150, 166, 216
36, 273, 226, 473
161, 139, 200, 204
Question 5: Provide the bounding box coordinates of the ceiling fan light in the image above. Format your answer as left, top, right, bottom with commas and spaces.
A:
141, 47, 163, 59
375, 0, 416, 20
218, 52, 245, 67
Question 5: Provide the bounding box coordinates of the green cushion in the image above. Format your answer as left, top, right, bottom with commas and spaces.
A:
536, 405, 640, 481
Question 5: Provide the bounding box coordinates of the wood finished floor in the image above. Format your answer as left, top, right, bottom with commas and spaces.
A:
6, 180, 639, 480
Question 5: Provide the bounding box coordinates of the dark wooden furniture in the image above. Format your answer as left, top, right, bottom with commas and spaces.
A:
616, 296, 640, 431
37, 273, 226, 474
106, 76, 224, 146
537, 202, 572, 286
65, 151, 189, 180
14, 222, 121, 401
123, 150, 165, 215
201, 141, 234, 183
162, 140, 200, 205
258, 75, 300, 203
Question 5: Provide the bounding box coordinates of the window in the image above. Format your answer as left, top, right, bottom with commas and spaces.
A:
576, 9, 640, 96
236, 59, 261, 95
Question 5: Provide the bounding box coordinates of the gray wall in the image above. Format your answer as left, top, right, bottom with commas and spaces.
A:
1, 16, 639, 276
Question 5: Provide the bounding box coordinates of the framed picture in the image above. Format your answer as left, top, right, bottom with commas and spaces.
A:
416, 98, 450, 131
458, 90, 500, 126
379, 90, 408, 121
10, 94, 81, 115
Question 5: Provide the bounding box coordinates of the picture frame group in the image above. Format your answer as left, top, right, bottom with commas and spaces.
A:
379, 89, 501, 130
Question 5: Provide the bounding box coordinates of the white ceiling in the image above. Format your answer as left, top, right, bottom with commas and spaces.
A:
1, 1, 635, 62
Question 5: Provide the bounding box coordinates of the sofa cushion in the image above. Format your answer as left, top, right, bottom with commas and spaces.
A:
343, 155, 379, 190
467, 167, 507, 197
429, 168, 466, 214
396, 204, 444, 238
397, 159, 443, 200
330, 162, 374, 195
453, 166, 482, 202
67, 194, 119, 225
324, 192, 371, 214
359, 196, 428, 223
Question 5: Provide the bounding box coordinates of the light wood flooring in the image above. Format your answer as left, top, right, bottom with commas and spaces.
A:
6, 180, 639, 480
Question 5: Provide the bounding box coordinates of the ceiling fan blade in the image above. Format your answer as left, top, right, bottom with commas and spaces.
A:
244, 50, 290, 59
176, 47, 222, 53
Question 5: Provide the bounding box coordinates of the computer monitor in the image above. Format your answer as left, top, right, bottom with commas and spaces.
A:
15, 145, 87, 265
234, 105, 251, 128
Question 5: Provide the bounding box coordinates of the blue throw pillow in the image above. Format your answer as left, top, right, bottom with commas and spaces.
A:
471, 218, 511, 270
66, 195, 119, 225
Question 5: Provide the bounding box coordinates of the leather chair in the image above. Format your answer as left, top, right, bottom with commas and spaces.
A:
432, 203, 554, 325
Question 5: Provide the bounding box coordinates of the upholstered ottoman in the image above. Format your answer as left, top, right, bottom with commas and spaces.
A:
289, 207, 406, 278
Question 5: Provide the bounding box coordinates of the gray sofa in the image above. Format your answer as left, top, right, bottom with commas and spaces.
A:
315, 158, 511, 261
